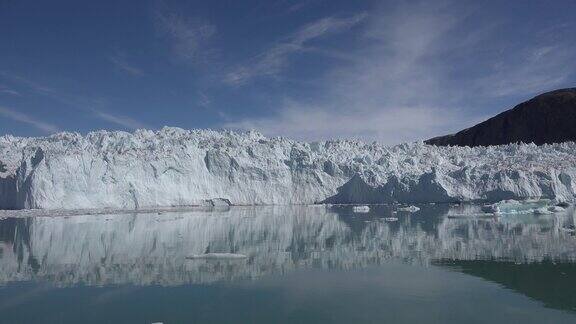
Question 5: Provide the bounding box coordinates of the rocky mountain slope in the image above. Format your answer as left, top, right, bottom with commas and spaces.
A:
426, 88, 576, 147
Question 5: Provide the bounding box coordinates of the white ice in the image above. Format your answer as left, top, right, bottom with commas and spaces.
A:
353, 205, 371, 213
397, 205, 420, 213
1, 127, 576, 210
483, 199, 568, 215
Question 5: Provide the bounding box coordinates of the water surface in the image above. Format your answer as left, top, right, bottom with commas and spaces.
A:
1, 204, 575, 323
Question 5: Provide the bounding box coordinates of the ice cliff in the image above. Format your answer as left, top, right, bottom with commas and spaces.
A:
1, 127, 576, 210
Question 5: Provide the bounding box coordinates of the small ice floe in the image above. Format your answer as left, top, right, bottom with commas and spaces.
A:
561, 225, 575, 233
548, 205, 566, 213
397, 205, 420, 213
533, 207, 552, 215
447, 214, 497, 219
483, 199, 567, 215
353, 205, 370, 213
186, 253, 247, 260
383, 217, 398, 222
201, 198, 232, 207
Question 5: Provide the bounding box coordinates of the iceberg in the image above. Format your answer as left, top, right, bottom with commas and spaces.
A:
1, 128, 576, 210
482, 199, 568, 215
353, 205, 370, 213
397, 205, 420, 213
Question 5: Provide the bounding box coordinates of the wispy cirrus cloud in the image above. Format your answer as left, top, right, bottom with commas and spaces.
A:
474, 43, 575, 98
108, 54, 145, 77
225, 1, 576, 144
154, 5, 216, 64
225, 2, 466, 143
224, 13, 366, 85
92, 110, 147, 129
0, 72, 148, 130
0, 85, 21, 96
226, 101, 466, 145
0, 106, 60, 133
284, 0, 324, 13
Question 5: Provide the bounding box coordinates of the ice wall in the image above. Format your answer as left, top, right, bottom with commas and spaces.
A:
1, 128, 575, 209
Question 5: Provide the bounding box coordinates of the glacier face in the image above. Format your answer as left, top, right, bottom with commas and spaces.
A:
1, 127, 576, 210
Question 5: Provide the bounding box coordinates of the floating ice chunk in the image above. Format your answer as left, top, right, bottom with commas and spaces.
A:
483, 199, 556, 215
548, 205, 566, 213
534, 207, 552, 215
186, 253, 247, 260
397, 205, 420, 213
353, 205, 370, 213
561, 225, 575, 233
201, 198, 232, 207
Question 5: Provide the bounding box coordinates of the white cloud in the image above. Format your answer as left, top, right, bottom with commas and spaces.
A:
0, 85, 21, 96
197, 91, 211, 108
108, 54, 145, 76
92, 110, 147, 130
154, 6, 216, 64
225, 13, 366, 85
0, 72, 148, 130
284, 0, 324, 13
225, 2, 469, 143
224, 1, 576, 144
225, 101, 465, 145
0, 106, 60, 133
474, 43, 575, 97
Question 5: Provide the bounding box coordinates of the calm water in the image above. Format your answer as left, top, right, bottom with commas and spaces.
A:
1, 204, 576, 323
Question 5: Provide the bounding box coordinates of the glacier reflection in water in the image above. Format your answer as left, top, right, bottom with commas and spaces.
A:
1, 204, 576, 287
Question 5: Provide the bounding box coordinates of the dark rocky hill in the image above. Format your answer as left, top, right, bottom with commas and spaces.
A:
426, 88, 576, 147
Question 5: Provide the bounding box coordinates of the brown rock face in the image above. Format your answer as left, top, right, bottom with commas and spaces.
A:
425, 88, 576, 147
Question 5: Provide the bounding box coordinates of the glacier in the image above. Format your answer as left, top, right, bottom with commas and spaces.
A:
1, 127, 576, 210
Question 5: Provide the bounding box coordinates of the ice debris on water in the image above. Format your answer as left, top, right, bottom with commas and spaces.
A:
548, 206, 566, 213
482, 199, 567, 215
353, 205, 370, 213
397, 205, 420, 213
561, 225, 576, 233
186, 253, 247, 260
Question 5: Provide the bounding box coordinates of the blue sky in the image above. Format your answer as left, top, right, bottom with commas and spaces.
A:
1, 0, 575, 144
